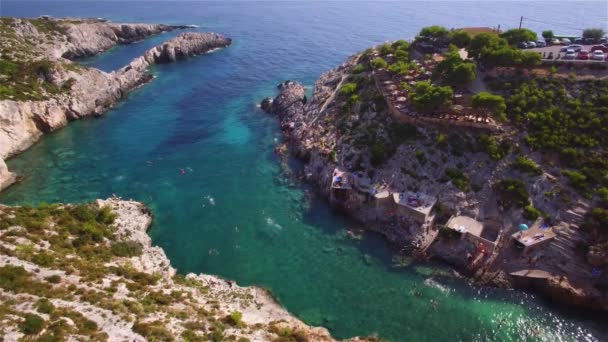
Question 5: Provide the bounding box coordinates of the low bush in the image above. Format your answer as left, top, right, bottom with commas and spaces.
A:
495, 179, 530, 208
444, 168, 470, 191
111, 241, 143, 257
512, 156, 542, 175
21, 313, 45, 335
132, 320, 174, 341
36, 298, 55, 314
523, 205, 541, 220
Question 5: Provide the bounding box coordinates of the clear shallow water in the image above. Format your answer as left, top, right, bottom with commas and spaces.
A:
2, 1, 608, 341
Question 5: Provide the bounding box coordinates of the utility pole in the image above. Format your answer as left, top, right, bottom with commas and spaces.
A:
519, 16, 523, 29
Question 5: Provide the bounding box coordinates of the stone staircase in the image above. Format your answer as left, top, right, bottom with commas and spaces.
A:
547, 200, 593, 279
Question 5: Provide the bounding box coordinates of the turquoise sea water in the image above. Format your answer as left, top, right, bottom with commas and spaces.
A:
2, 1, 608, 341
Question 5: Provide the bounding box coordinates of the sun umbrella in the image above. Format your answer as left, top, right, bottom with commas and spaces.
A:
518, 224, 529, 231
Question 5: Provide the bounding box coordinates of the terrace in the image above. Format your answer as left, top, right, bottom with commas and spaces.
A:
511, 224, 556, 254
392, 191, 437, 224
373, 63, 500, 132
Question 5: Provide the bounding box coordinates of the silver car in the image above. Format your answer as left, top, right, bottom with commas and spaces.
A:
563, 49, 577, 59
592, 50, 606, 61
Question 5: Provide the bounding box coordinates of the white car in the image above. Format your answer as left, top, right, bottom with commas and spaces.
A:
592, 50, 606, 61
563, 49, 577, 59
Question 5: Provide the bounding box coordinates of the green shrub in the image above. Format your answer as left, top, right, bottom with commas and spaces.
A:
0, 265, 31, 291
36, 298, 55, 314
340, 82, 358, 96
44, 274, 61, 284
370, 143, 387, 166
444, 168, 470, 191
182, 329, 204, 342
352, 64, 365, 74
132, 320, 174, 341
495, 179, 530, 208
96, 205, 116, 225
562, 170, 587, 190
226, 311, 245, 327
478, 134, 510, 160
371, 57, 388, 69
410, 81, 453, 113
512, 156, 542, 175
111, 241, 143, 257
523, 205, 541, 220
32, 251, 55, 267
144, 291, 172, 306
21, 313, 44, 335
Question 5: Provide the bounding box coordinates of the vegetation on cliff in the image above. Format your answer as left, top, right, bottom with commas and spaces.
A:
0, 17, 76, 100
0, 201, 350, 341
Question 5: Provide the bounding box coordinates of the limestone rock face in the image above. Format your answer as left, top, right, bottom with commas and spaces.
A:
0, 158, 16, 192
62, 22, 178, 58
0, 26, 231, 190
265, 81, 306, 116
143, 32, 232, 64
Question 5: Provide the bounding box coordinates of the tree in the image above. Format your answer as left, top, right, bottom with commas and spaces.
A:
500, 28, 537, 46
542, 30, 554, 39
379, 43, 392, 56
582, 28, 605, 41
480, 46, 540, 68
371, 57, 388, 69
418, 25, 450, 47
446, 62, 476, 85
391, 39, 410, 51
449, 30, 471, 48
411, 81, 453, 113
472, 92, 506, 121
434, 49, 476, 86
468, 33, 507, 61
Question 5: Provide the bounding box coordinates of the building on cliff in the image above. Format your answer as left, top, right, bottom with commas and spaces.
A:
393, 192, 436, 224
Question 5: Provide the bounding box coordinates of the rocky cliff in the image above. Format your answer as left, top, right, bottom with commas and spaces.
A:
262, 47, 608, 311
0, 17, 231, 191
0, 198, 370, 341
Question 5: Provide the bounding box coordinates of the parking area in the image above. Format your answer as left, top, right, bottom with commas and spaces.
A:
529, 44, 607, 61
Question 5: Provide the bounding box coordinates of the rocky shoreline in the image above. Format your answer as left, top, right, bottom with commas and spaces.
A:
261, 51, 608, 311
0, 197, 367, 341
0, 18, 231, 191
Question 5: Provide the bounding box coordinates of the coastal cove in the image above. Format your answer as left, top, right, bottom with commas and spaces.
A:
2, 1, 608, 341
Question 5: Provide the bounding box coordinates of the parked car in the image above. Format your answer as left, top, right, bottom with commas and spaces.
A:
551, 38, 561, 45
574, 37, 584, 44
561, 38, 571, 45
601, 37, 608, 44
561, 44, 583, 52
591, 45, 608, 52
535, 40, 546, 47
563, 49, 577, 59
517, 41, 529, 49
527, 41, 536, 48
578, 50, 590, 60
592, 50, 606, 61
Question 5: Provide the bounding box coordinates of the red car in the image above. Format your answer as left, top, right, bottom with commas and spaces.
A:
578, 50, 590, 60
591, 45, 608, 53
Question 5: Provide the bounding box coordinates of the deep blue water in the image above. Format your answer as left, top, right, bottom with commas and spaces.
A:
1, 1, 607, 341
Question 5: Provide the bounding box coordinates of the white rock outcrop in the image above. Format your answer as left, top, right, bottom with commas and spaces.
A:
0, 18, 231, 191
